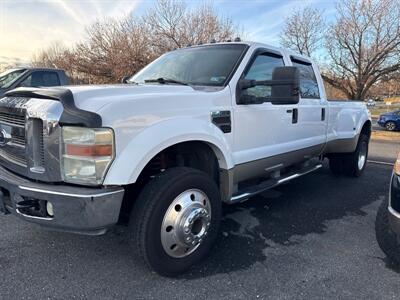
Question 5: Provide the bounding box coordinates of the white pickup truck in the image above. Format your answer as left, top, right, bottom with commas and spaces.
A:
0, 42, 370, 276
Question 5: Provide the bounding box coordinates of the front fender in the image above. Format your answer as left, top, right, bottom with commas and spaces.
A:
103, 117, 234, 185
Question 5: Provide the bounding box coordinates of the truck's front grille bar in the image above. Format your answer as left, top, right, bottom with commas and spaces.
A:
0, 112, 25, 127
0, 110, 27, 167
0, 148, 27, 167
10, 135, 25, 147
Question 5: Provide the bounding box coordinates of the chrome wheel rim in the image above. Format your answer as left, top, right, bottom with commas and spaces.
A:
161, 189, 211, 258
358, 141, 367, 170
386, 122, 396, 131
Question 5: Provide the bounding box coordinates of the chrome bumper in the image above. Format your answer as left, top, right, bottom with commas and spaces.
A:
0, 164, 124, 235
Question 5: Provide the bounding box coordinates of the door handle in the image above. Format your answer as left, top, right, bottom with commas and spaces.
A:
292, 108, 298, 124
321, 108, 326, 121
287, 108, 299, 124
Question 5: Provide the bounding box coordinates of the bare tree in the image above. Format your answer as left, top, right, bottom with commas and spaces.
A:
323, 0, 400, 100
70, 18, 154, 83
145, 0, 238, 54
280, 6, 325, 57
32, 0, 240, 84
32, 42, 70, 69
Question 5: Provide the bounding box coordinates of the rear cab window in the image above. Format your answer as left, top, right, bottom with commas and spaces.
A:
290, 57, 320, 99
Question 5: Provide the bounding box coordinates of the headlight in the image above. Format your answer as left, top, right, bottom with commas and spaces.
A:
61, 127, 115, 185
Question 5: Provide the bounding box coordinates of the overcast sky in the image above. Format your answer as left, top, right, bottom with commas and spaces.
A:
0, 0, 336, 67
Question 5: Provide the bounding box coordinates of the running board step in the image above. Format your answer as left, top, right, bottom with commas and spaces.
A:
230, 163, 322, 204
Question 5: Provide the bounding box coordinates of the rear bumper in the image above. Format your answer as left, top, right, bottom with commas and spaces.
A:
389, 174, 400, 235
0, 164, 124, 235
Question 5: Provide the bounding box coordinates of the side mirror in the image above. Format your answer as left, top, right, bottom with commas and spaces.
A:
238, 66, 300, 105
270, 66, 300, 105
121, 75, 130, 84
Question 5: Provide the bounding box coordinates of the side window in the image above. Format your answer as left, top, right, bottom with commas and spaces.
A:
19, 71, 60, 87
19, 74, 32, 87
42, 72, 60, 86
291, 59, 320, 99
242, 53, 285, 102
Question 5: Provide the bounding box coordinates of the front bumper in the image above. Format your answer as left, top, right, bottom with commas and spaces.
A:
0, 164, 124, 235
389, 174, 400, 235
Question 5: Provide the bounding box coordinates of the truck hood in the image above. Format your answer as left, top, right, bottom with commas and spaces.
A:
68, 84, 211, 113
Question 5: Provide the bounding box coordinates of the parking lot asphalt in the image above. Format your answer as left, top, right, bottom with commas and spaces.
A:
1, 140, 399, 300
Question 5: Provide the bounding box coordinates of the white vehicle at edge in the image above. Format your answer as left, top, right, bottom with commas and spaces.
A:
0, 41, 371, 276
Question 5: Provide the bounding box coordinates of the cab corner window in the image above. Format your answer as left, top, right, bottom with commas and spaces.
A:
291, 58, 320, 99
240, 53, 285, 103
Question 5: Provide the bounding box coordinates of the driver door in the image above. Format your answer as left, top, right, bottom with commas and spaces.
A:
232, 49, 300, 182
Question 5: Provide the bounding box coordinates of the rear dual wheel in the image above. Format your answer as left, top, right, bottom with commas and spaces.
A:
129, 167, 221, 276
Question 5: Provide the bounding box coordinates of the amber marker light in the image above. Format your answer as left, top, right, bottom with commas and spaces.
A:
65, 144, 113, 157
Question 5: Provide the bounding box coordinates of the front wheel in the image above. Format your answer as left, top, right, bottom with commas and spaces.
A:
129, 167, 221, 276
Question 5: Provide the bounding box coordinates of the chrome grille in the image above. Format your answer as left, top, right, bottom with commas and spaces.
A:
0, 111, 27, 167
0, 148, 26, 166
10, 135, 25, 147
0, 96, 64, 182
0, 112, 25, 127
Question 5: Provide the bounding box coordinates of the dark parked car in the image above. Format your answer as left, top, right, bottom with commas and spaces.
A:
376, 152, 400, 264
377, 110, 400, 131
0, 67, 69, 97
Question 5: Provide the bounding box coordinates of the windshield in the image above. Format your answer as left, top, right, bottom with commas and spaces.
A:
130, 44, 247, 87
0, 69, 26, 88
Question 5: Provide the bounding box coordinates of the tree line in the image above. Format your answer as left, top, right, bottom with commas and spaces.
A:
32, 0, 400, 100
32, 0, 238, 84
281, 0, 400, 100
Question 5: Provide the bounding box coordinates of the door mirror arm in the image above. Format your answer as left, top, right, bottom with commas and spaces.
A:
237, 94, 265, 105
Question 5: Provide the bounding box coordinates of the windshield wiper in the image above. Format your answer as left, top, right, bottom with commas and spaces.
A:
144, 78, 189, 86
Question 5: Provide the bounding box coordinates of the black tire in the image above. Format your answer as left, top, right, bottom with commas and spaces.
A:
375, 197, 400, 265
328, 133, 369, 177
342, 133, 369, 177
328, 155, 344, 175
385, 121, 397, 131
129, 167, 221, 276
